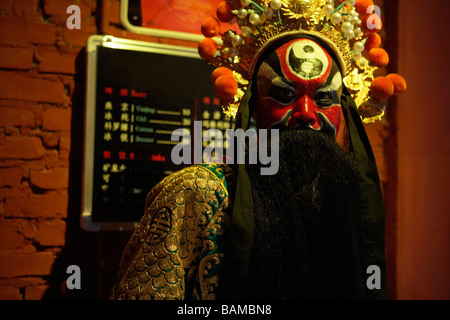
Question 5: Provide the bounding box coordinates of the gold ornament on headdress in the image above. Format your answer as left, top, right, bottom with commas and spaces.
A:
198, 0, 407, 123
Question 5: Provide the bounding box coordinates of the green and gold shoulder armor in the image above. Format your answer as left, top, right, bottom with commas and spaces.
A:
112, 163, 234, 300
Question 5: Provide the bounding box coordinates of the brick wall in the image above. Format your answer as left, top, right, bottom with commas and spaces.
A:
0, 0, 94, 300
0, 0, 127, 300
0, 0, 391, 300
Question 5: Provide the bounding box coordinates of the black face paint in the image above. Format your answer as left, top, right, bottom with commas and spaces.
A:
288, 47, 324, 79
253, 38, 343, 135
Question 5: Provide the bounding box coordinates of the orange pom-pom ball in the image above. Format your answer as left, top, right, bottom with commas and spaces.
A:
363, 14, 382, 33
355, 0, 374, 16
214, 75, 238, 101
370, 77, 394, 101
369, 48, 389, 67
201, 17, 220, 38
211, 67, 234, 83
386, 74, 407, 95
365, 33, 381, 51
216, 1, 234, 23
198, 38, 217, 60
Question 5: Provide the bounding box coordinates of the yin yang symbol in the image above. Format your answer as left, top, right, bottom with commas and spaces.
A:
287, 39, 329, 80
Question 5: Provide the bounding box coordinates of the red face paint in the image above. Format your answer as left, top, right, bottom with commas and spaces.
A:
253, 38, 342, 137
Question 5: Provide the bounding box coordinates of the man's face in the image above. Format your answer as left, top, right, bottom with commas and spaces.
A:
253, 38, 343, 137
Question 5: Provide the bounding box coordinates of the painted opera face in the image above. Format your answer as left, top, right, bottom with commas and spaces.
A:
253, 38, 343, 137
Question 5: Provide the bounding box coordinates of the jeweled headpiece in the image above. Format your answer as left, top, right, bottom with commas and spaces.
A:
198, 0, 407, 123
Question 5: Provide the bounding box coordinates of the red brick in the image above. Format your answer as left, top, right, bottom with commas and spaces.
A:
3, 188, 32, 217
0, 0, 15, 11
0, 0, 39, 17
0, 252, 55, 277
3, 126, 19, 135
35, 45, 77, 74
0, 277, 47, 288
13, 0, 38, 12
22, 221, 38, 239
63, 24, 97, 47
0, 101, 45, 125
0, 220, 28, 250
82, 0, 97, 10
46, 153, 70, 169
0, 18, 55, 45
36, 219, 66, 246
59, 133, 70, 151
41, 132, 60, 148
30, 167, 68, 189
0, 160, 23, 167
0, 286, 22, 300
0, 167, 22, 188
0, 46, 34, 70
0, 107, 35, 127
44, 0, 91, 19
25, 285, 49, 300
42, 108, 71, 131
19, 151, 61, 178
0, 136, 45, 160
4, 189, 68, 218
19, 158, 46, 178
109, 0, 121, 24
0, 72, 65, 104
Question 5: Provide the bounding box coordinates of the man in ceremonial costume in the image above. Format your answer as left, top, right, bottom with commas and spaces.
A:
112, 0, 406, 300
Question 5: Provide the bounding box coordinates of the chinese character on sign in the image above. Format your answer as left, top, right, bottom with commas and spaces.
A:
102, 174, 110, 183
104, 121, 112, 131
120, 123, 128, 132
119, 151, 127, 160
121, 113, 129, 122
105, 101, 113, 110
202, 96, 211, 105
103, 163, 111, 172
213, 111, 221, 120
202, 110, 210, 120
103, 132, 112, 141
120, 133, 128, 143
104, 111, 113, 121
182, 108, 191, 116
182, 118, 191, 126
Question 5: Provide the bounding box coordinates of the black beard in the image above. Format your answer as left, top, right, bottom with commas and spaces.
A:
245, 129, 366, 299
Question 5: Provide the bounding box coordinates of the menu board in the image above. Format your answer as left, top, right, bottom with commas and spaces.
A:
82, 35, 234, 231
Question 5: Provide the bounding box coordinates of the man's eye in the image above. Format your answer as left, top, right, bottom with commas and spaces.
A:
274, 87, 295, 103
315, 91, 333, 106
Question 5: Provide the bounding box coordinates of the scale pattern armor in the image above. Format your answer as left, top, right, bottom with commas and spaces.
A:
112, 164, 234, 300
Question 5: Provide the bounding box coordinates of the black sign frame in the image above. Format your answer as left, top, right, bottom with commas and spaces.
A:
81, 35, 232, 231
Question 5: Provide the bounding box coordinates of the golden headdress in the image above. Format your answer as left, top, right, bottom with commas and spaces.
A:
198, 0, 407, 123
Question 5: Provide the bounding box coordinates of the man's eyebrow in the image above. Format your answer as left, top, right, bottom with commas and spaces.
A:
316, 83, 338, 91
272, 76, 295, 89
258, 61, 294, 88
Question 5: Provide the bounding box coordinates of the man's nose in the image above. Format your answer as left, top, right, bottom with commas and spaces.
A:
287, 95, 318, 128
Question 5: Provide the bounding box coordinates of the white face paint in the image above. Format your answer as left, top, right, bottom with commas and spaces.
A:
253, 37, 343, 135
329, 71, 343, 91
286, 39, 330, 80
